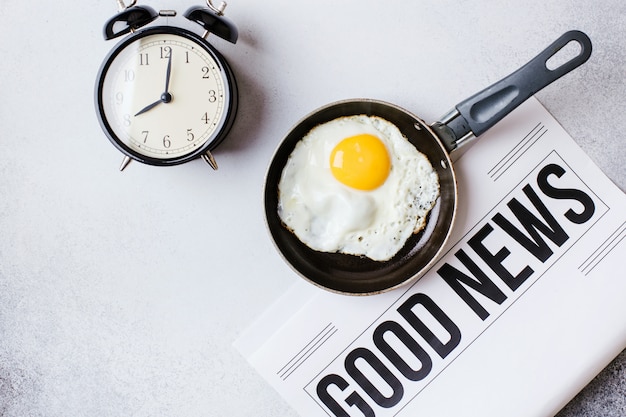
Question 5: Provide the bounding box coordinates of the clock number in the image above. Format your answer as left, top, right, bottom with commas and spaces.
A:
123, 114, 131, 127
115, 92, 124, 105
186, 129, 195, 141
142, 130, 149, 143
160, 46, 172, 59
185, 51, 190, 64
163, 135, 171, 148
208, 90, 217, 103
201, 112, 210, 124
124, 69, 135, 82
201, 66, 210, 79
139, 53, 149, 66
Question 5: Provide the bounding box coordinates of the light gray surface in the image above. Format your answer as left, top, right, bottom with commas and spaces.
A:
0, 0, 624, 416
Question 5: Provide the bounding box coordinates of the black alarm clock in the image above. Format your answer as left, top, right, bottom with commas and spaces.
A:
95, 0, 238, 171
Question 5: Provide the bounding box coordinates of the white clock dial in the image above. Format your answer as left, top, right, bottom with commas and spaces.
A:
97, 27, 236, 165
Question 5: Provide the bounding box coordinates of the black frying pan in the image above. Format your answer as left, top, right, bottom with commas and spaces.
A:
264, 31, 592, 295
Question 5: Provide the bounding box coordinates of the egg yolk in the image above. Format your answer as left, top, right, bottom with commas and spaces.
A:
330, 134, 391, 190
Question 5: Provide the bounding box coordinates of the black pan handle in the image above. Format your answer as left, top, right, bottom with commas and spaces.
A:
434, 31, 592, 151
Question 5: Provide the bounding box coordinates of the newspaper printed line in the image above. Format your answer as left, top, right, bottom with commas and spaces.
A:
488, 122, 547, 181
277, 322, 338, 381
579, 221, 626, 276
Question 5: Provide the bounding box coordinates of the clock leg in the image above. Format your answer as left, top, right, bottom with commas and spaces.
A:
201, 151, 218, 170
119, 156, 132, 172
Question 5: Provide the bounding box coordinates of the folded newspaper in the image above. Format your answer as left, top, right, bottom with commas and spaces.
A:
235, 97, 626, 417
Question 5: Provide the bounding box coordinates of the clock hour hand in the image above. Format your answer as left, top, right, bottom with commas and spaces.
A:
134, 97, 162, 117
134, 91, 173, 116
164, 51, 172, 94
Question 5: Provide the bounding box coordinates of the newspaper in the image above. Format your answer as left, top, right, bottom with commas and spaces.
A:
235, 97, 626, 417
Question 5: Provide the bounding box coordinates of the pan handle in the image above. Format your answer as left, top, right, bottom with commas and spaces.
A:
433, 30, 592, 151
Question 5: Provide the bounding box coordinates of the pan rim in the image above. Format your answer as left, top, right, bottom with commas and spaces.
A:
263, 98, 458, 295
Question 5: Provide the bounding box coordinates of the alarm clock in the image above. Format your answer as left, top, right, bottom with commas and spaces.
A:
95, 0, 239, 171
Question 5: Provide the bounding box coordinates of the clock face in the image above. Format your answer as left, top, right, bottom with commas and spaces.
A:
96, 27, 236, 165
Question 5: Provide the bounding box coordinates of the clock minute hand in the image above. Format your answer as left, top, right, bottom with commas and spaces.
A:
164, 51, 172, 94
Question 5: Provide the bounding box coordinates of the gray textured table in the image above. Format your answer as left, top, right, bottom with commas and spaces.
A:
556, 349, 625, 416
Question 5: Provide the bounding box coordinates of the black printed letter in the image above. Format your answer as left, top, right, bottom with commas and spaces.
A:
537, 163, 595, 224
317, 374, 375, 417
439, 249, 508, 320
469, 223, 534, 291
397, 293, 461, 358
345, 348, 404, 408
374, 321, 433, 381
492, 183, 569, 262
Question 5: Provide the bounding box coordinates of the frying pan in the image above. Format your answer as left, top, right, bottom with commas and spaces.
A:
264, 30, 592, 295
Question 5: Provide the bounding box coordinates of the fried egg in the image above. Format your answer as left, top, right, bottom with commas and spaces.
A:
277, 115, 439, 261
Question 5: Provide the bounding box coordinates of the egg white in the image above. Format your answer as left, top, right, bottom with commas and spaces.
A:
277, 115, 440, 261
